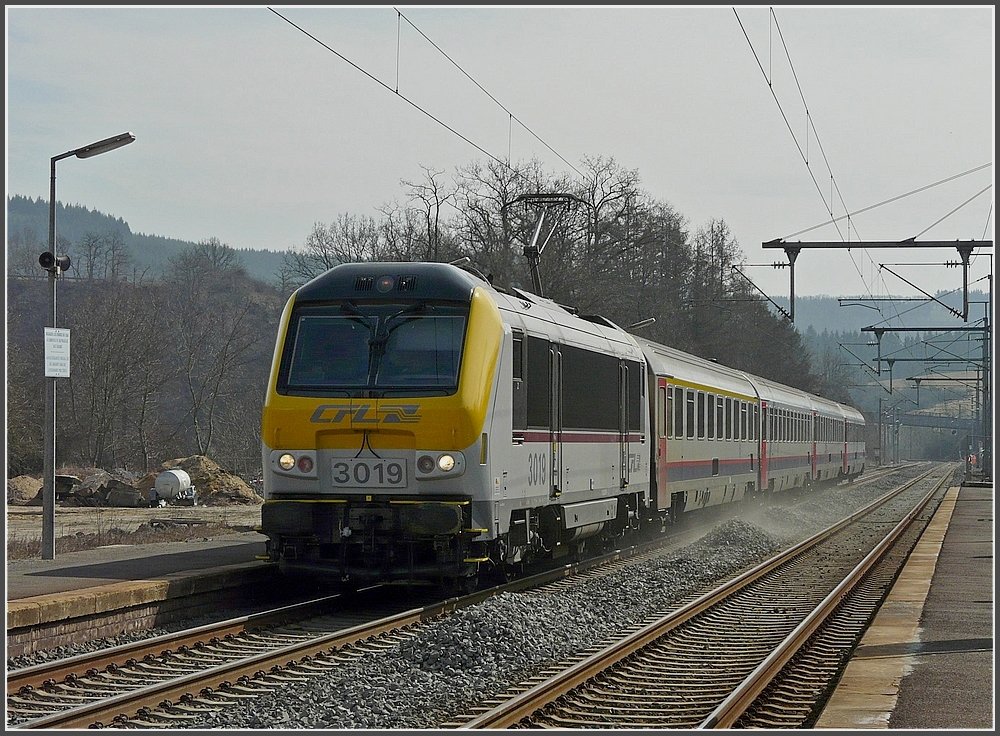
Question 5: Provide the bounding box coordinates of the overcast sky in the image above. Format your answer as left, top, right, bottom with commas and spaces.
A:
5, 5, 995, 300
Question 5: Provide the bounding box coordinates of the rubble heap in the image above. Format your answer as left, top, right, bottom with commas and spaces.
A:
7, 456, 262, 508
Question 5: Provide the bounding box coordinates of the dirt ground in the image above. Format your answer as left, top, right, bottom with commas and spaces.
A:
5, 505, 262, 543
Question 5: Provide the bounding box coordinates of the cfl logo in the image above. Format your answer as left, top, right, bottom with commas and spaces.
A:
310, 404, 421, 424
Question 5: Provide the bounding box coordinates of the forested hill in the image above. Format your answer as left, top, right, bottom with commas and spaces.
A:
6, 195, 286, 282
7, 194, 988, 336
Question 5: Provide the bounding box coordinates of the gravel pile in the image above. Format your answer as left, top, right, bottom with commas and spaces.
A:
9, 462, 953, 730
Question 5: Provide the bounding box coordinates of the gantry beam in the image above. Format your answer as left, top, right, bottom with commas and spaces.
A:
762, 239, 992, 321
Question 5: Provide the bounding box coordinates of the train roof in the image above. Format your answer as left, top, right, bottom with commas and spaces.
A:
489, 284, 646, 361
295, 262, 862, 421
633, 335, 862, 420
294, 262, 483, 304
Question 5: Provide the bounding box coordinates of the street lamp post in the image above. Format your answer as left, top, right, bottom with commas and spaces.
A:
40, 132, 135, 560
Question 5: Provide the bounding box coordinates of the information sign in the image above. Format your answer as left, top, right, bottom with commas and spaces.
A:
44, 327, 71, 378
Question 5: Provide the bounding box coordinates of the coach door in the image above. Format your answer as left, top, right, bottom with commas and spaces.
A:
760, 402, 769, 492
656, 378, 669, 509
811, 410, 818, 481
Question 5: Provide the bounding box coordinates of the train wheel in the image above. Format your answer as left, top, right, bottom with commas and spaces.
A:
452, 574, 479, 596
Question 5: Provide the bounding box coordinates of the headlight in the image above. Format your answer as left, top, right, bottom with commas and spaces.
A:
415, 451, 465, 479
272, 451, 317, 478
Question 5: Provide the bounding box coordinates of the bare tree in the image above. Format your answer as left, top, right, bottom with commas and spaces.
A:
165, 240, 265, 457
399, 165, 455, 262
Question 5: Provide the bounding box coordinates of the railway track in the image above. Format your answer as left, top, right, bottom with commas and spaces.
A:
6, 463, 932, 730
7, 521, 711, 729
5, 587, 445, 729
445, 465, 951, 729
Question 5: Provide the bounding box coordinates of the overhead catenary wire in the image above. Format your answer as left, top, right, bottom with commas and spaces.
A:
736, 8, 992, 333
393, 7, 585, 179
268, 6, 603, 253
783, 163, 993, 240
268, 7, 531, 188
768, 8, 903, 318
912, 185, 993, 240
733, 7, 895, 320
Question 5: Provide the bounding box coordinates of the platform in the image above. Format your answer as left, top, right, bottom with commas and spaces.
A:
6, 532, 272, 635
817, 483, 994, 729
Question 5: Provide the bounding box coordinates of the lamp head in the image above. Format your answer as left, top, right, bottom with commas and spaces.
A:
74, 132, 135, 159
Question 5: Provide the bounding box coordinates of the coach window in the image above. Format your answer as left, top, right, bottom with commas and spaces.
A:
707, 393, 715, 439
665, 387, 672, 437
740, 402, 748, 441
716, 397, 724, 439
672, 387, 683, 438
658, 386, 667, 438
724, 397, 732, 439
697, 392, 706, 439
686, 390, 696, 439
627, 360, 643, 432
752, 404, 759, 440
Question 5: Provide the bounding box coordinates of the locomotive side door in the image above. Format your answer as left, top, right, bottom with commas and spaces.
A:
550, 343, 563, 498
619, 361, 629, 489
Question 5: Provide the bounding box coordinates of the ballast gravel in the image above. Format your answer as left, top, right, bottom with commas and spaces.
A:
8, 462, 954, 730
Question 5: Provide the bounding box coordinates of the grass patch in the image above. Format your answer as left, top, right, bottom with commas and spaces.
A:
6, 522, 243, 561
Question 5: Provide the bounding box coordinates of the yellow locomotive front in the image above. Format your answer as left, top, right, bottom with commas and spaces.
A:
260, 262, 502, 590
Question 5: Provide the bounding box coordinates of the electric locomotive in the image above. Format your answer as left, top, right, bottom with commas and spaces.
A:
260, 261, 649, 590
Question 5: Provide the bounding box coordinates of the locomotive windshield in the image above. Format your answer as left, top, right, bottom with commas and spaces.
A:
280, 301, 468, 396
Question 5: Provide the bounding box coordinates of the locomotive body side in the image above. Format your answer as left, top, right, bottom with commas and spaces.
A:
486, 289, 651, 567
